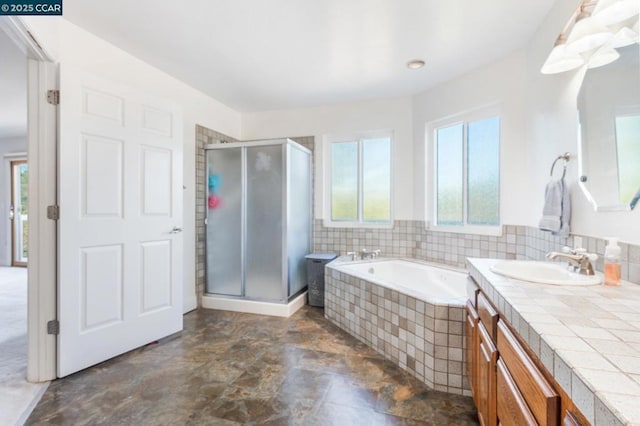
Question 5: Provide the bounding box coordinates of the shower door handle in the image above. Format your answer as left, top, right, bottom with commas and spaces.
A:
170, 226, 183, 234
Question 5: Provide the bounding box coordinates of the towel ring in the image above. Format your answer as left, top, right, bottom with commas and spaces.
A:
550, 152, 571, 179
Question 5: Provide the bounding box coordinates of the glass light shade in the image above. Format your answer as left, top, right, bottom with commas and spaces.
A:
592, 0, 640, 27
587, 44, 621, 68
611, 25, 639, 47
566, 13, 614, 53
541, 43, 585, 74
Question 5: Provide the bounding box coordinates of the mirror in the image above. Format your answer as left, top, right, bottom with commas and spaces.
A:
577, 43, 640, 211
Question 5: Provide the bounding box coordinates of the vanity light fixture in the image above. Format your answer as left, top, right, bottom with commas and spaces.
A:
406, 59, 425, 69
566, 5, 614, 53
592, 0, 639, 26
541, 0, 639, 74
541, 35, 586, 74
610, 21, 639, 48
587, 43, 620, 68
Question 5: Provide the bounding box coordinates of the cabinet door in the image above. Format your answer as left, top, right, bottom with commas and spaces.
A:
477, 292, 498, 340
497, 359, 538, 426
497, 322, 559, 425
478, 322, 498, 426
466, 300, 479, 405
563, 411, 583, 426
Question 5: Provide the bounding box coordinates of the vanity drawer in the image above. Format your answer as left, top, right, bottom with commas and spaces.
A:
477, 292, 498, 341
497, 321, 559, 425
496, 358, 537, 426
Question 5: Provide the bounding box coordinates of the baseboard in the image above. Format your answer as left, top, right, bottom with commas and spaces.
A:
201, 292, 307, 317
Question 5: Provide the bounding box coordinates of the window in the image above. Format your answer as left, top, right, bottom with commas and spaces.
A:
432, 113, 500, 232
326, 132, 392, 226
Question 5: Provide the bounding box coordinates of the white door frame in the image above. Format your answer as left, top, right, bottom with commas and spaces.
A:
4, 152, 29, 267
0, 151, 27, 265
0, 16, 57, 382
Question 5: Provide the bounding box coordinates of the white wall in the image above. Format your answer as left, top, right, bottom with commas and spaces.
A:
0, 137, 27, 266
23, 18, 243, 312
410, 0, 640, 245
411, 51, 528, 227
242, 97, 414, 220
524, 0, 640, 244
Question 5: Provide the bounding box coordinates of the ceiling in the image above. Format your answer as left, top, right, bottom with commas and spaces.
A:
64, 1, 557, 112
0, 29, 27, 139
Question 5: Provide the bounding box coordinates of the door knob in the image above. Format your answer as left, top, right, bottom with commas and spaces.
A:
9, 205, 14, 221
170, 226, 183, 234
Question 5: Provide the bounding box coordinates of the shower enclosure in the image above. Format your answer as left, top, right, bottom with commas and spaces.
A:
204, 139, 311, 308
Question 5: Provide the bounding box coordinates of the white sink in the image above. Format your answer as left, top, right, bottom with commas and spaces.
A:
490, 260, 602, 286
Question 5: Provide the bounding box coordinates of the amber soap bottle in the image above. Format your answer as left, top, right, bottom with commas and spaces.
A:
604, 238, 621, 286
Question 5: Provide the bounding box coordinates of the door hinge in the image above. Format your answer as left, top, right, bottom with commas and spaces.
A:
47, 90, 60, 105
47, 205, 60, 220
47, 320, 59, 335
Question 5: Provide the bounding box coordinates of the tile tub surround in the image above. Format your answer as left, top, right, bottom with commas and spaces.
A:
468, 258, 640, 425
325, 257, 469, 396
313, 220, 640, 285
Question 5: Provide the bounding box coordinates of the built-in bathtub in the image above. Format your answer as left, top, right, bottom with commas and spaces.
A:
325, 258, 470, 395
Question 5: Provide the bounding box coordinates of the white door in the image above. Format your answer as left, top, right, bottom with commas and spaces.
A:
58, 66, 183, 377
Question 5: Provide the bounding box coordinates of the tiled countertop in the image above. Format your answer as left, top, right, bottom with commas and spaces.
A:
467, 258, 640, 426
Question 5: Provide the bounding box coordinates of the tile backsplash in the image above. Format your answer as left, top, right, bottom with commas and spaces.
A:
313, 220, 640, 285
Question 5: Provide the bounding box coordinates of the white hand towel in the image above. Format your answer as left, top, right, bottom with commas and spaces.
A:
539, 178, 570, 236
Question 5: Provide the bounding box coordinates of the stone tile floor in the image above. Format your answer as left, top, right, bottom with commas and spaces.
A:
27, 306, 478, 425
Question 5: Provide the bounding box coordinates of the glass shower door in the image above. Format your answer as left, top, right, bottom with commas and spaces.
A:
205, 147, 243, 296
245, 144, 284, 301
286, 144, 311, 297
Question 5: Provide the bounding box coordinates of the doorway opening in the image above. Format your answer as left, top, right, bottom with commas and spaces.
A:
10, 159, 28, 267
0, 17, 52, 426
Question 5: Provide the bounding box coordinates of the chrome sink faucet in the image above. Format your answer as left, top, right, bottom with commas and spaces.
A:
546, 247, 597, 276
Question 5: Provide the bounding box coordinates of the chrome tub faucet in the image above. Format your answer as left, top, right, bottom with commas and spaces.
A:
360, 248, 381, 260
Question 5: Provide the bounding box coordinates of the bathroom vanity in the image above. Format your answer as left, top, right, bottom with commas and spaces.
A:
466, 258, 640, 425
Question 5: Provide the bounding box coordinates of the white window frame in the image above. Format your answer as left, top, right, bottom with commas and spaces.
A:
427, 105, 502, 236
323, 130, 394, 228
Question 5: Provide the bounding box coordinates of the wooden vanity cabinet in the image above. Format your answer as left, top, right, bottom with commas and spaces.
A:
465, 300, 479, 406
497, 321, 559, 425
563, 411, 582, 426
477, 292, 498, 340
496, 358, 537, 425
477, 320, 498, 426
468, 291, 499, 426
467, 283, 571, 426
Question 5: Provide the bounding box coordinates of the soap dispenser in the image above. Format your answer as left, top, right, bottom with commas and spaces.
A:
604, 238, 621, 286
